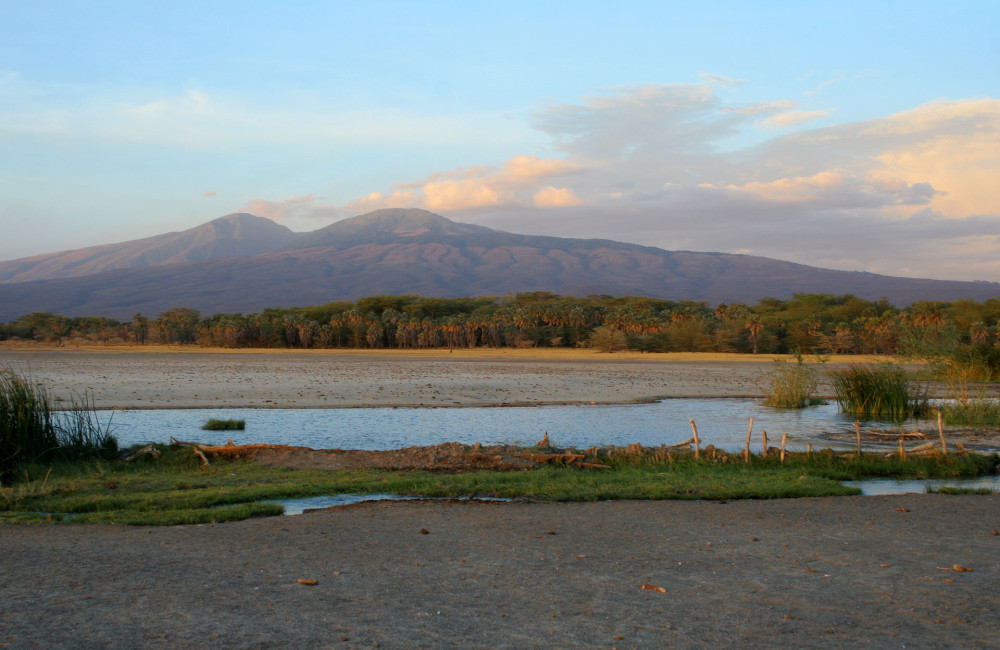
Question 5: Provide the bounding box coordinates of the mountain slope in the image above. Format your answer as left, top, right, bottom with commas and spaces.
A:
0, 209, 997, 320
0, 213, 295, 283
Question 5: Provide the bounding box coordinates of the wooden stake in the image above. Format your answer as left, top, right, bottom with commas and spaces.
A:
807, 443, 812, 457
745, 417, 754, 463
780, 434, 787, 462
937, 410, 947, 454
689, 418, 700, 459
854, 421, 862, 456
762, 430, 768, 457
899, 438, 906, 460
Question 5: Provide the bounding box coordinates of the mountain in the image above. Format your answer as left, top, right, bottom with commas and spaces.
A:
0, 209, 997, 321
0, 213, 295, 283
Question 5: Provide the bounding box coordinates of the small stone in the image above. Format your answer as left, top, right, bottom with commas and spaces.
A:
420, 528, 429, 535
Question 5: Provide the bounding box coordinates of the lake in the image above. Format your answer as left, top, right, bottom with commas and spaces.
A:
109, 398, 948, 452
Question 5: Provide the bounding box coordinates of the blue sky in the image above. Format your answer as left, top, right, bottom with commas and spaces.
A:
2, 1, 999, 282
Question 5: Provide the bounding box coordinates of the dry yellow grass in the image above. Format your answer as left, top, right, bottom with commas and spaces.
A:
0, 340, 898, 364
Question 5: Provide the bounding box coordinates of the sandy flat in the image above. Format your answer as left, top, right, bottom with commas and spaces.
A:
0, 347, 909, 410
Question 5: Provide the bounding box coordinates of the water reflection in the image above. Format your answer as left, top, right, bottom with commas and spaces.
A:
110, 398, 949, 452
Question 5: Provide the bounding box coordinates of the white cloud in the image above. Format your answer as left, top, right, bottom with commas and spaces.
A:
698, 72, 744, 89
259, 83, 1000, 282
0, 84, 529, 150
761, 109, 831, 128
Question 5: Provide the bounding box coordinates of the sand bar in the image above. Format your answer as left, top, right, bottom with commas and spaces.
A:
0, 347, 912, 409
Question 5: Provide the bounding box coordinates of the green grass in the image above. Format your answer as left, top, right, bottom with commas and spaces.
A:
2, 443, 995, 526
201, 418, 246, 431
940, 399, 1000, 426
830, 362, 928, 420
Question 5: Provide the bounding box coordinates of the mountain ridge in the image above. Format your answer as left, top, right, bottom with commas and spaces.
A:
0, 209, 997, 321
0, 213, 295, 284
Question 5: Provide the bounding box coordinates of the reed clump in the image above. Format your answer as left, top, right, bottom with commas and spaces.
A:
0, 367, 117, 484
201, 418, 246, 431
830, 363, 928, 420
763, 352, 820, 408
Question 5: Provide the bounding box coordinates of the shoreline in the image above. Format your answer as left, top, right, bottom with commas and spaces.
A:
0, 341, 897, 363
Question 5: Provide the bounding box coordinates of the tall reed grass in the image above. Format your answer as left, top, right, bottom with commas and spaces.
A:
830, 363, 928, 420
0, 368, 117, 484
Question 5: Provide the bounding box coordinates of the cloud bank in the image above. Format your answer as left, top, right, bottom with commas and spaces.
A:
282, 83, 1000, 282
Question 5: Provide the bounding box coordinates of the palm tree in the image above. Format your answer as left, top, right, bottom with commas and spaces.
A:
746, 315, 764, 355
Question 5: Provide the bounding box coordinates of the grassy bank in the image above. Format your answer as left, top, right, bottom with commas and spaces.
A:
2, 444, 996, 525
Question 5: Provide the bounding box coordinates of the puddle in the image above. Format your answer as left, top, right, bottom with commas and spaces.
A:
269, 493, 511, 515
844, 476, 1000, 495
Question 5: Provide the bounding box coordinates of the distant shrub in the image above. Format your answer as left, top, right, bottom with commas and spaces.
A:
590, 326, 628, 352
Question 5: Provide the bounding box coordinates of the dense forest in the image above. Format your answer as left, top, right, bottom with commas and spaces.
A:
0, 292, 997, 356
3, 292, 1000, 359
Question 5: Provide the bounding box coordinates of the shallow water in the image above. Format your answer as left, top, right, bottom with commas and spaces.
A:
110, 398, 944, 452
271, 494, 510, 515
845, 476, 1000, 495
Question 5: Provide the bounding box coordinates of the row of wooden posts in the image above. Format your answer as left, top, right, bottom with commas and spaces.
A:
683, 410, 952, 463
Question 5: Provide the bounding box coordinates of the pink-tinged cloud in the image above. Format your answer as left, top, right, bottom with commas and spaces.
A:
344, 154, 583, 213
533, 186, 582, 208
243, 195, 339, 222
203, 190, 216, 197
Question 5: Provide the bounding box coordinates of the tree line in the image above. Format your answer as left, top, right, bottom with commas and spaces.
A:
2, 292, 1000, 358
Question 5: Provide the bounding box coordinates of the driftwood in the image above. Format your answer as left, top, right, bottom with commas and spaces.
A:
192, 447, 210, 466
123, 443, 161, 462
667, 437, 695, 449
689, 418, 700, 459
865, 430, 928, 439
514, 452, 586, 466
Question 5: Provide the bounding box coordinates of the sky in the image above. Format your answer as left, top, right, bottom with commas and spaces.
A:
1, 1, 999, 283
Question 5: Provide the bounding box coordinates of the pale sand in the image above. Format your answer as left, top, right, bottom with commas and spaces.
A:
0, 347, 911, 410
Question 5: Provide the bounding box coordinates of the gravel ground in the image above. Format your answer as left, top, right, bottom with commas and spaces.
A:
2, 496, 999, 648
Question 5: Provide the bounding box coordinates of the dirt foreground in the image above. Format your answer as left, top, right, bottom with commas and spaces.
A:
2, 347, 999, 647
2, 496, 999, 648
